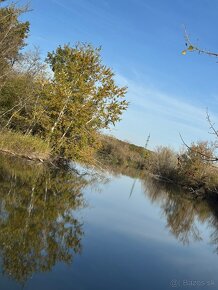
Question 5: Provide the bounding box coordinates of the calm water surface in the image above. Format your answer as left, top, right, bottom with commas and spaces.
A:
0, 155, 217, 290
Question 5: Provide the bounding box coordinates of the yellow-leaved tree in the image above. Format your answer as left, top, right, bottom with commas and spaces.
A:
34, 44, 128, 162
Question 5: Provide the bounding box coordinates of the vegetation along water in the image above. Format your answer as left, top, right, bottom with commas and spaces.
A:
0, 1, 218, 289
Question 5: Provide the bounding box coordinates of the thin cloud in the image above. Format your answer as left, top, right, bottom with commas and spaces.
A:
113, 73, 218, 149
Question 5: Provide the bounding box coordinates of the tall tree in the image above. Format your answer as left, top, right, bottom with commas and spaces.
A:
0, 0, 29, 84
36, 43, 128, 161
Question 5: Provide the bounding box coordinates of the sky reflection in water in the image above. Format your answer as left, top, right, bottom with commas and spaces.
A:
0, 156, 217, 290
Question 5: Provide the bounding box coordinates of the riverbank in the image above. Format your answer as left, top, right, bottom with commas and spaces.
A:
0, 130, 50, 162
1, 129, 217, 199
96, 139, 218, 199
146, 145, 218, 199
0, 131, 150, 167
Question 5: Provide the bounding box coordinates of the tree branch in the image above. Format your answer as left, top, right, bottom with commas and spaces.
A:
183, 27, 218, 57
179, 133, 218, 162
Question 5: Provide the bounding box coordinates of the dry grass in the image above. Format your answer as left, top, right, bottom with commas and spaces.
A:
0, 130, 51, 161
147, 146, 178, 180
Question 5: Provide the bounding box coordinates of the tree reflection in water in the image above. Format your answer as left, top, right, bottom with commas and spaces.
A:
142, 176, 218, 246
0, 154, 92, 284
95, 160, 218, 250
1, 154, 218, 284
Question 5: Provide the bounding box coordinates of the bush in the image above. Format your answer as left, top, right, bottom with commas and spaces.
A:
178, 142, 218, 190
148, 146, 178, 180
148, 142, 218, 193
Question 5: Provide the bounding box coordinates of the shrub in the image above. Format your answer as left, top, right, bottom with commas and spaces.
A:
178, 142, 218, 190
148, 146, 178, 180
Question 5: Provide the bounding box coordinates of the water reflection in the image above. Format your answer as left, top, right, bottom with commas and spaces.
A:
142, 177, 218, 246
102, 161, 218, 249
91, 159, 218, 251
0, 154, 90, 284
0, 154, 218, 288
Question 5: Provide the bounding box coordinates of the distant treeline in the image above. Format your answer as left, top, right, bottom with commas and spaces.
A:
96, 135, 150, 176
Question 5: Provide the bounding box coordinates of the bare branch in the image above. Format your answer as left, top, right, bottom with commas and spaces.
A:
179, 133, 218, 162
183, 27, 218, 58
206, 109, 218, 138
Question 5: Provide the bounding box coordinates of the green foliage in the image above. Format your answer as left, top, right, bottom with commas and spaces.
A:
0, 48, 49, 135
0, 1, 29, 83
0, 73, 46, 134
34, 44, 128, 161
0, 4, 128, 162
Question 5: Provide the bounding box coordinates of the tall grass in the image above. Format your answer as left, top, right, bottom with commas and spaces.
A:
0, 130, 50, 160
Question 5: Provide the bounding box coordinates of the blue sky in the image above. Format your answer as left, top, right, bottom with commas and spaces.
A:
19, 0, 218, 150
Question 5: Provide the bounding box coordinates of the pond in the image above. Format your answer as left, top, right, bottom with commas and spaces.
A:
0, 154, 217, 290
